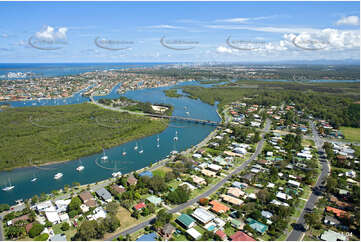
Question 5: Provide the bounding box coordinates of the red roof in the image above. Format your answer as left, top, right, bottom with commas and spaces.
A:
215, 230, 227, 240
134, 202, 146, 210
230, 231, 256, 241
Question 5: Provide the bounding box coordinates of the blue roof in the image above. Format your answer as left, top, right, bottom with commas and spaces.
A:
136, 232, 157, 241
139, 171, 153, 178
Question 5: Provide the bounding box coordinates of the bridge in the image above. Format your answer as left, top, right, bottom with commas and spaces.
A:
147, 114, 221, 126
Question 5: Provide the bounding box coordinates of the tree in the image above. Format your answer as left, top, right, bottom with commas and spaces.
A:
103, 216, 120, 233
167, 185, 190, 204
29, 223, 44, 238
6, 226, 25, 239
304, 211, 321, 229
154, 209, 172, 229
34, 233, 49, 241
257, 189, 271, 204
105, 201, 119, 216
61, 222, 70, 231
68, 196, 82, 212
0, 203, 10, 212
73, 220, 99, 241
199, 198, 209, 206
201, 230, 214, 241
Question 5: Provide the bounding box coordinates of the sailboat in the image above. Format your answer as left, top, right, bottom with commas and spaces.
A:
101, 149, 108, 161
173, 131, 179, 141
31, 173, 38, 182
76, 159, 85, 172
2, 178, 14, 191
134, 142, 139, 150
138, 145, 144, 154
112, 160, 122, 178
122, 148, 127, 156
54, 173, 63, 179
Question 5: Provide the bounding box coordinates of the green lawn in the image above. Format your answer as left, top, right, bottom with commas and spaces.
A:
340, 126, 360, 142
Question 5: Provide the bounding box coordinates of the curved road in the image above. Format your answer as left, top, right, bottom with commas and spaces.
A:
286, 121, 331, 241
107, 119, 271, 240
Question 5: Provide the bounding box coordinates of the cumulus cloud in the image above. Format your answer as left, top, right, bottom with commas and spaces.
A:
216, 46, 235, 54
34, 25, 68, 43
336, 16, 360, 26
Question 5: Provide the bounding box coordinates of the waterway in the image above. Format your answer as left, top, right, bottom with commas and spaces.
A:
0, 81, 220, 205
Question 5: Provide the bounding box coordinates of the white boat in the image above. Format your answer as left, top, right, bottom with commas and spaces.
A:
134, 142, 138, 150
173, 131, 179, 141
101, 149, 108, 160
170, 150, 178, 155
2, 178, 14, 191
54, 173, 63, 179
31, 178, 38, 182
122, 149, 127, 156
186, 111, 190, 116
76, 165, 85, 172
112, 172, 122, 178
156, 135, 160, 142
139, 146, 144, 154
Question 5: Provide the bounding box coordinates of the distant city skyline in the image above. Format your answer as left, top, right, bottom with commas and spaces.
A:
0, 1, 359, 63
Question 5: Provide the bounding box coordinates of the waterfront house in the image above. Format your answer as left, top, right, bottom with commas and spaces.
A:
110, 184, 126, 194
79, 191, 97, 207
127, 175, 138, 186
191, 207, 216, 224
230, 231, 256, 241
95, 187, 112, 203
176, 214, 196, 229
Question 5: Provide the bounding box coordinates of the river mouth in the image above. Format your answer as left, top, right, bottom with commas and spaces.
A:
0, 80, 220, 206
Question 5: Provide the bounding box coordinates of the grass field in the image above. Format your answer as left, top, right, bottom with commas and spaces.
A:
340, 126, 360, 142
0, 103, 168, 170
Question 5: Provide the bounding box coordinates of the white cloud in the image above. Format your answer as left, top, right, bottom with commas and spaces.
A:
34, 25, 68, 43
216, 46, 235, 54
144, 25, 184, 30
215, 15, 278, 24
336, 16, 360, 26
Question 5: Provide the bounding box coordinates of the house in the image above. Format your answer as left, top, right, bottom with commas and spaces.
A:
159, 223, 175, 240
230, 219, 245, 230
324, 215, 340, 226
186, 228, 202, 240
261, 211, 273, 219
146, 195, 162, 206
35, 201, 54, 212
8, 214, 30, 226
191, 207, 216, 224
246, 218, 268, 234
55, 200, 71, 213
95, 187, 112, 202
287, 180, 301, 189
326, 206, 349, 218
230, 231, 256, 241
136, 232, 157, 241
220, 194, 243, 206
176, 214, 196, 229
45, 210, 61, 224
320, 230, 346, 241
240, 173, 255, 183
139, 171, 153, 178
25, 223, 33, 234
227, 187, 245, 198
134, 202, 146, 211
59, 214, 69, 223
79, 191, 97, 207
80, 204, 89, 213
215, 229, 227, 241
191, 175, 206, 185
276, 191, 292, 201
201, 169, 217, 177
209, 200, 230, 214
110, 184, 126, 194
127, 175, 138, 186
208, 164, 222, 172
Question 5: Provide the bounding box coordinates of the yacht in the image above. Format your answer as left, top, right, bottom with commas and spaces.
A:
76, 165, 85, 172
156, 135, 160, 142
2, 179, 14, 191
186, 111, 190, 116
112, 172, 122, 178
122, 149, 127, 156
139, 147, 144, 154
173, 131, 179, 141
101, 149, 108, 161
54, 173, 63, 179
31, 177, 38, 182
134, 142, 138, 150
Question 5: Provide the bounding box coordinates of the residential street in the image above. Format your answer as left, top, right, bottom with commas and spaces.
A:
286, 121, 331, 241
107, 119, 271, 240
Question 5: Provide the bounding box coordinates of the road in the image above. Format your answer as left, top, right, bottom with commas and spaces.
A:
107, 119, 271, 240
286, 121, 331, 241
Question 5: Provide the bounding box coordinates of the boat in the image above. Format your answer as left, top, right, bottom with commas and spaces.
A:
54, 173, 63, 179
173, 131, 179, 141
139, 146, 144, 154
101, 149, 108, 160
156, 135, 160, 142
170, 150, 178, 155
186, 111, 190, 116
76, 165, 85, 172
122, 148, 127, 156
134, 142, 138, 150
31, 177, 38, 182
112, 172, 122, 178
2, 179, 14, 191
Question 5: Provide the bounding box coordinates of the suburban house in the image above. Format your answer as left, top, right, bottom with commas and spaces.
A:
215, 229, 227, 241
324, 215, 340, 226
176, 214, 196, 229
220, 194, 244, 206
127, 175, 138, 186
95, 187, 112, 203
230, 231, 256, 241
110, 184, 126, 194
159, 223, 175, 240
191, 207, 216, 224
134, 202, 146, 211
246, 218, 268, 234
326, 206, 349, 218
209, 200, 230, 214
146, 195, 162, 206
186, 228, 202, 240
320, 230, 347, 241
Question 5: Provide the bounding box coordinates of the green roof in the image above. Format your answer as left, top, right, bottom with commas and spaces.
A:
146, 195, 162, 205
231, 219, 242, 226
246, 218, 268, 234
176, 214, 195, 228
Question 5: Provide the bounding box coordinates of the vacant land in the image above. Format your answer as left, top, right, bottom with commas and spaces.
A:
340, 126, 360, 142
0, 103, 168, 170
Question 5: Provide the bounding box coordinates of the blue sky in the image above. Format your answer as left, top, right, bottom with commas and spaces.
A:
0, 1, 359, 63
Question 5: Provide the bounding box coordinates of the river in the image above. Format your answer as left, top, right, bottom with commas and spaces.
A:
0, 81, 220, 205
